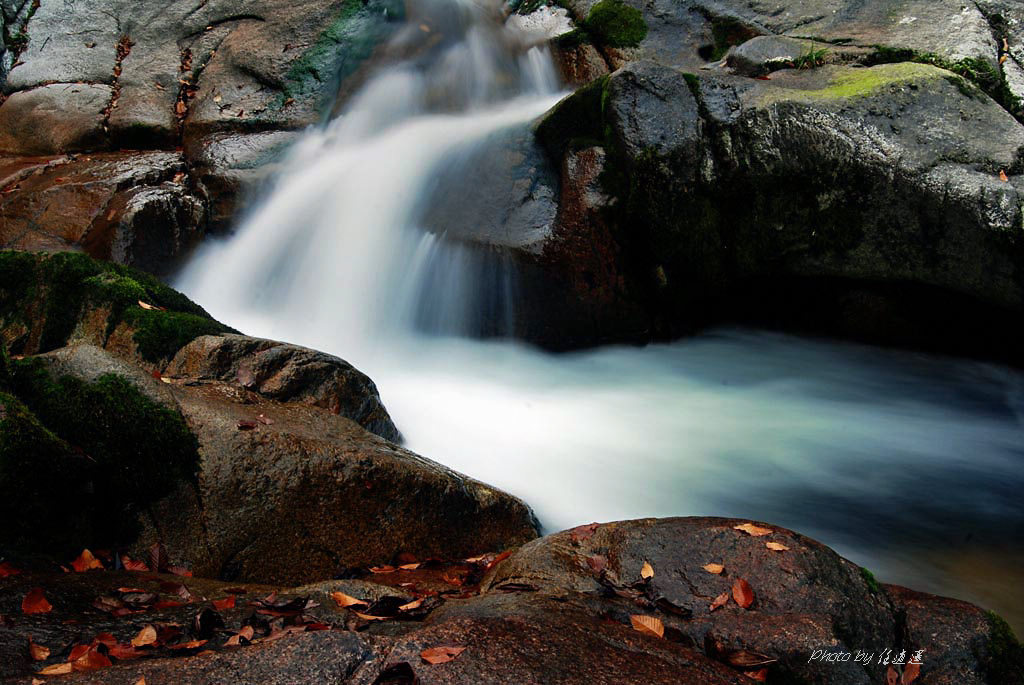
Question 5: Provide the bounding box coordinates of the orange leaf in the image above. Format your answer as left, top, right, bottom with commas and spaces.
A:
902, 662, 921, 684
134, 678, 147, 685
732, 578, 755, 609
999, 170, 1009, 182
72, 647, 112, 672
37, 663, 73, 676
225, 626, 254, 646
330, 591, 368, 609
369, 565, 395, 574
630, 614, 664, 638
710, 591, 729, 612
131, 625, 157, 647
399, 598, 424, 611
212, 596, 236, 610
734, 523, 773, 537
765, 542, 789, 552
744, 668, 768, 681
71, 549, 104, 572
703, 563, 725, 574
420, 645, 466, 665
167, 640, 207, 650
399, 563, 421, 570
640, 561, 654, 579
29, 638, 50, 661
352, 611, 388, 621
887, 665, 900, 685
22, 588, 52, 614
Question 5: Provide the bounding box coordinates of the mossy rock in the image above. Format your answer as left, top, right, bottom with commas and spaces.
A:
0, 355, 199, 553
580, 0, 647, 49
985, 612, 1024, 684
0, 251, 235, 364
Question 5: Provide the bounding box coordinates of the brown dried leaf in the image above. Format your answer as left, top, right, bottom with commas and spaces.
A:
420, 645, 466, 665
727, 650, 777, 668
38, 663, 73, 676
28, 638, 50, 661
640, 561, 654, 579
734, 523, 773, 537
399, 598, 424, 611
212, 596, 235, 610
710, 591, 729, 612
71, 549, 104, 572
22, 588, 52, 614
1000, 169, 1009, 182
72, 648, 112, 672
352, 611, 388, 621
629, 614, 664, 639
732, 578, 755, 609
887, 665, 900, 685
703, 563, 725, 574
330, 591, 368, 609
744, 669, 768, 681
131, 625, 157, 647
765, 542, 789, 552
902, 663, 921, 684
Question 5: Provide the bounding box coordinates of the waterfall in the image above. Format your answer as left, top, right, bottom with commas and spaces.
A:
178, 0, 566, 354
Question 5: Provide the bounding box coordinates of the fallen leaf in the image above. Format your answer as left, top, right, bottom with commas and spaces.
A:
130, 625, 157, 648
727, 650, 777, 668
212, 596, 235, 610
732, 578, 755, 609
22, 588, 52, 614
225, 625, 255, 646
703, 563, 725, 574
903, 662, 921, 684
352, 611, 389, 621
29, 638, 50, 661
37, 663, 73, 676
887, 665, 900, 685
710, 591, 730, 612
149, 543, 169, 574
399, 562, 421, 570
765, 542, 789, 552
237, 420, 259, 430
71, 549, 104, 572
108, 644, 144, 660
331, 591, 368, 609
72, 647, 112, 672
629, 614, 664, 639
134, 678, 147, 685
175, 100, 187, 116
1000, 169, 1009, 182
640, 561, 654, 579
370, 565, 396, 574
121, 556, 148, 572
399, 598, 424, 611
137, 300, 160, 311
1000, 53, 1008, 65
744, 669, 768, 681
420, 645, 466, 665
734, 523, 773, 537
167, 639, 208, 651
0, 561, 22, 577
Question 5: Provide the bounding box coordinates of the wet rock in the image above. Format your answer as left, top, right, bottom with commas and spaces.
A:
164, 334, 400, 442
0, 152, 207, 275
552, 40, 609, 86
484, 516, 897, 684
0, 84, 111, 155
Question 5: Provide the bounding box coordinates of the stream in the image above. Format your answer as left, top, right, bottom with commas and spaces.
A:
176, 0, 1024, 631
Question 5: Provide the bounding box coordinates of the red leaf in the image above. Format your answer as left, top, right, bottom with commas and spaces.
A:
569, 522, 599, 543
168, 566, 192, 578
710, 591, 729, 612
902, 662, 921, 684
732, 578, 755, 609
421, 645, 466, 665
744, 669, 768, 681
0, 561, 21, 578
485, 549, 513, 570
212, 596, 236, 610
21, 588, 52, 614
71, 549, 104, 572
121, 556, 148, 572
72, 646, 112, 672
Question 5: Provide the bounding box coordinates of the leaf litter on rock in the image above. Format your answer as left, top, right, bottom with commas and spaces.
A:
734, 523, 773, 537
420, 645, 466, 664
630, 614, 665, 638
732, 578, 755, 609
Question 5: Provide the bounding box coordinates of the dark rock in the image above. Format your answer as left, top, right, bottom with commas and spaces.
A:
164, 333, 400, 442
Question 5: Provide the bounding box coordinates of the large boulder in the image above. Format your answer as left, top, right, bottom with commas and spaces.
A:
532, 56, 1024, 357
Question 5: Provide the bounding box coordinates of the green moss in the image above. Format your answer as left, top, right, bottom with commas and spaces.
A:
985, 612, 1024, 684
536, 74, 612, 159
280, 0, 401, 106
860, 567, 880, 594
758, 63, 945, 105
0, 251, 234, 363
3, 358, 199, 547
581, 0, 647, 49
554, 27, 589, 49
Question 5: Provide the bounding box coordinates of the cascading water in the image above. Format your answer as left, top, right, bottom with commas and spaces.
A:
179, 0, 1024, 630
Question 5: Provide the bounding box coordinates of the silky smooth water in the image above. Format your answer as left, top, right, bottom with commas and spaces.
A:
178, 0, 1024, 630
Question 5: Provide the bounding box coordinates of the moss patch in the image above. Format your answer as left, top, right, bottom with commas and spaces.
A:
536, 74, 612, 158
2, 357, 199, 550
0, 251, 235, 363
985, 611, 1024, 684
757, 63, 945, 105
860, 567, 880, 594
581, 0, 647, 49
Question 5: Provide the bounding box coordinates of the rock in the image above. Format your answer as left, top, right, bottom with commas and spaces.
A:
184, 131, 299, 232
552, 39, 609, 86
0, 152, 207, 274
164, 334, 400, 442
533, 59, 1024, 358
0, 84, 111, 155
727, 35, 870, 76
484, 517, 897, 684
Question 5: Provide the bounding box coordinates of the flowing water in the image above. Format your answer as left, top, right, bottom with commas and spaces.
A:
178, 0, 1024, 630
